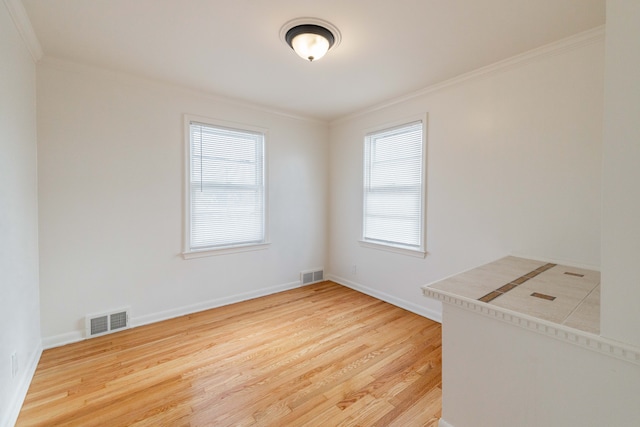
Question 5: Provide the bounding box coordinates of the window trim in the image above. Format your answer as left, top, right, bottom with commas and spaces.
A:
182, 114, 270, 259
359, 114, 428, 258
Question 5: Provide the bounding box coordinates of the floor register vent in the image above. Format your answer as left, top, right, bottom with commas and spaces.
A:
301, 268, 324, 285
85, 308, 131, 338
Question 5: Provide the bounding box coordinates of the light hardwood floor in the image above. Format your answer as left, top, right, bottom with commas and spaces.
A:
17, 281, 442, 426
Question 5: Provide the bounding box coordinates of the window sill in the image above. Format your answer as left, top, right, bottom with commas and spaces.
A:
183, 242, 271, 259
358, 240, 427, 258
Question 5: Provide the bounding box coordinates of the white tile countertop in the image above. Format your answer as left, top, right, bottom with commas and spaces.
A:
423, 256, 640, 365
425, 256, 600, 333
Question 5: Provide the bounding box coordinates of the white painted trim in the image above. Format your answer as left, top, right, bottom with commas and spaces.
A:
42, 280, 304, 349
182, 242, 271, 259
329, 274, 442, 323
42, 331, 84, 350
423, 287, 640, 366
2, 0, 43, 62
2, 344, 42, 427
32, 24, 604, 125
358, 240, 427, 258
183, 114, 270, 258
332, 25, 605, 125
38, 56, 325, 124
133, 280, 302, 327
438, 418, 455, 427
360, 113, 429, 259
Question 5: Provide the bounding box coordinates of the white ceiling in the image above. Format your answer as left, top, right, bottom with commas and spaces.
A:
22, 0, 605, 121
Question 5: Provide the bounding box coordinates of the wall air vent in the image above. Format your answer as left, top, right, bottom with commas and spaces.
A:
313, 270, 324, 282
301, 268, 324, 285
85, 308, 130, 338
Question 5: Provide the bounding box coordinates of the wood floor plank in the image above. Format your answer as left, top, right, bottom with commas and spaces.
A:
17, 281, 442, 426
386, 386, 442, 427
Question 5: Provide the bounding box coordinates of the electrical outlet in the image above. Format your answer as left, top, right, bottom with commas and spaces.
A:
11, 352, 18, 378
351, 264, 357, 275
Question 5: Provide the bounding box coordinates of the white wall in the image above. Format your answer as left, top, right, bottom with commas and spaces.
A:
440, 304, 640, 427
415, 5, 640, 424
37, 59, 329, 346
601, 0, 640, 347
0, 2, 42, 425
328, 35, 604, 319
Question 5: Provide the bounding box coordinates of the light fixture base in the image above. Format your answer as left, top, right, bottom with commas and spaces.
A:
280, 18, 342, 62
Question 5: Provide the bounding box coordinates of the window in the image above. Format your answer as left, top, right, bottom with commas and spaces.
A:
362, 119, 426, 257
184, 117, 267, 258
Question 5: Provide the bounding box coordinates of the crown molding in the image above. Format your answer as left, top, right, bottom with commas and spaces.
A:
332, 25, 605, 126
423, 285, 640, 366
3, 0, 43, 62
39, 56, 326, 125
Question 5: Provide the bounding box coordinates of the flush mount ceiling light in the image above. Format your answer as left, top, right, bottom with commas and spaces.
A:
280, 18, 341, 62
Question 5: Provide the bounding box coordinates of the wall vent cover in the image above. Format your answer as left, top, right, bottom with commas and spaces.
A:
90, 316, 109, 335
313, 270, 324, 282
110, 311, 128, 330
301, 268, 324, 285
86, 308, 130, 338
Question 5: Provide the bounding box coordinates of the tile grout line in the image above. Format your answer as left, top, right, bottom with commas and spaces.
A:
560, 283, 600, 324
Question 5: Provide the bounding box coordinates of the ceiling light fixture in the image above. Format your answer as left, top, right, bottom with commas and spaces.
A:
280, 18, 341, 62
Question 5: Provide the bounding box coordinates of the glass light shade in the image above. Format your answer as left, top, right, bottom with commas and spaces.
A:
291, 33, 330, 62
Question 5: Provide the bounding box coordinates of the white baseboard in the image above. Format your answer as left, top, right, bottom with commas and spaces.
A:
438, 418, 455, 427
133, 280, 302, 327
42, 331, 83, 350
327, 274, 442, 323
2, 344, 42, 427
41, 276, 443, 350
42, 280, 304, 349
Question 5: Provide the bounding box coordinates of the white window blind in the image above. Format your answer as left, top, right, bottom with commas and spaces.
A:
363, 120, 425, 252
188, 121, 265, 251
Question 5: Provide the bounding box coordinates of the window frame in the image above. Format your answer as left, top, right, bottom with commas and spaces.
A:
183, 115, 269, 259
359, 115, 428, 258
